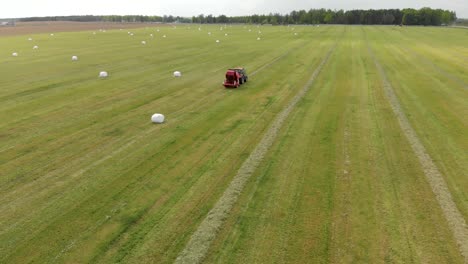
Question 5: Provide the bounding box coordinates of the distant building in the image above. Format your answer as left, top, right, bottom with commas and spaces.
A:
0, 20, 16, 26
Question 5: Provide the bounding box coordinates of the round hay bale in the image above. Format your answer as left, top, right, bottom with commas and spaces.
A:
216, 40, 220, 43
28, 37, 32, 41
150, 34, 153, 37
151, 113, 165, 124
208, 32, 211, 35
12, 52, 18, 57
99, 71, 108, 78
173, 71, 182, 77
257, 37, 261, 41
33, 45, 39, 49
163, 35, 167, 38
141, 41, 146, 45
72, 55, 78, 61
225, 33, 228, 36
50, 33, 54, 36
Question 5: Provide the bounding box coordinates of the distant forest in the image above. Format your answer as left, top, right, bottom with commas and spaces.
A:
18, 7, 457, 26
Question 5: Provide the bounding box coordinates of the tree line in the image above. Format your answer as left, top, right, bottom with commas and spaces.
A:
195, 8, 456, 25
18, 7, 457, 26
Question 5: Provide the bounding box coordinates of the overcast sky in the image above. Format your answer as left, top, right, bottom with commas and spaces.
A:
1, 0, 467, 19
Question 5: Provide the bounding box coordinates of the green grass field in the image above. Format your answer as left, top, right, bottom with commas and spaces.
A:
0, 24, 467, 263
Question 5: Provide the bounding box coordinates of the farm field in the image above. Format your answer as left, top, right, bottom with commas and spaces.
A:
0, 24, 467, 263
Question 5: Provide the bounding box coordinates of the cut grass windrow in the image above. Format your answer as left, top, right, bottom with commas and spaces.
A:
365, 31, 468, 262
175, 41, 337, 264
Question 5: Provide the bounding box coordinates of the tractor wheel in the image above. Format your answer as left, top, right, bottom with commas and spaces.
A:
244, 77, 248, 83
239, 78, 243, 85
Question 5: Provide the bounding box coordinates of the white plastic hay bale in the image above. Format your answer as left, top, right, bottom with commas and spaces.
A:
163, 35, 166, 38
157, 29, 160, 32
50, 33, 54, 36
72, 55, 78, 61
151, 113, 165, 124
93, 32, 96, 35
28, 37, 32, 41
33, 45, 39, 49
248, 29, 252, 32
99, 71, 108, 78
173, 71, 182, 77
294, 33, 298, 36
141, 41, 146, 45
216, 40, 220, 43
208, 32, 211, 35
225, 33, 228, 36
150, 34, 153, 37
12, 52, 18, 57
257, 37, 261, 41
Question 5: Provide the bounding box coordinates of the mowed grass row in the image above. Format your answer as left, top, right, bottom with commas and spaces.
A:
364, 27, 468, 220
203, 26, 465, 263
0, 25, 340, 263
1, 25, 466, 263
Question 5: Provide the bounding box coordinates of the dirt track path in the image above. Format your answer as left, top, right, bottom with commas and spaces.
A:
175, 41, 337, 264
365, 30, 468, 262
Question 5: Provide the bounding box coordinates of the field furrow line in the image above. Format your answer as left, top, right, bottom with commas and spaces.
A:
174, 42, 337, 264
0, 43, 299, 209
401, 47, 468, 90
365, 33, 468, 262
373, 27, 468, 90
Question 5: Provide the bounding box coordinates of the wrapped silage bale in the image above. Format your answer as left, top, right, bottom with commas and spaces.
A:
151, 113, 165, 124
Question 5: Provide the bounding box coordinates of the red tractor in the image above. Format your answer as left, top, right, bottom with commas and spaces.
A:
223, 67, 248, 88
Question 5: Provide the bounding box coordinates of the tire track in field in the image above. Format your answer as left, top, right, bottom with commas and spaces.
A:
373, 27, 468, 90
175, 42, 337, 264
67, 42, 302, 177
400, 47, 468, 90
49, 43, 310, 262
364, 29, 468, 262
0, 43, 303, 238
